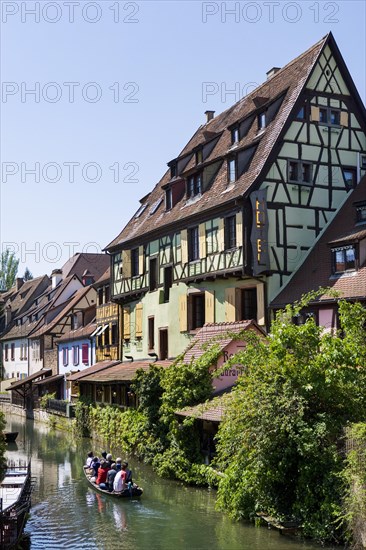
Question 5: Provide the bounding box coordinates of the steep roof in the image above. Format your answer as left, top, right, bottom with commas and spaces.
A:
271, 176, 366, 307
106, 34, 337, 250
94, 267, 110, 287
56, 321, 97, 343
62, 253, 110, 280
29, 286, 94, 339
182, 320, 266, 364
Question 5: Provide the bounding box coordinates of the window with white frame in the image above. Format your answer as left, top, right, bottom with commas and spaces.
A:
73, 345, 79, 366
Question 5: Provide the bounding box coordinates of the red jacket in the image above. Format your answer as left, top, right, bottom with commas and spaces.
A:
96, 467, 110, 485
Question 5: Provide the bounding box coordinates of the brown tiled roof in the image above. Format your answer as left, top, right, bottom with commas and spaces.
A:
328, 228, 366, 245
29, 286, 93, 339
272, 176, 366, 307
183, 320, 266, 364
33, 374, 64, 386
176, 393, 232, 423
78, 359, 173, 383
62, 253, 110, 280
106, 35, 329, 250
67, 360, 121, 381
1, 319, 42, 341
56, 322, 97, 343
94, 267, 110, 286
6, 369, 52, 391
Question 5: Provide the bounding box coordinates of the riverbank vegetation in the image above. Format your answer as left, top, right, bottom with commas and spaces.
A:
343, 423, 366, 549
74, 292, 366, 544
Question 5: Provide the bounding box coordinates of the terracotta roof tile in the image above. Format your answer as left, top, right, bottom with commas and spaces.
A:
67, 359, 173, 382
182, 320, 266, 364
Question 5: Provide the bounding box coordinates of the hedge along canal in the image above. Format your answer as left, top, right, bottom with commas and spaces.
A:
5, 415, 332, 550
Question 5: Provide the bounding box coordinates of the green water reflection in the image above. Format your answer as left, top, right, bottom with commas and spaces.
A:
4, 416, 333, 550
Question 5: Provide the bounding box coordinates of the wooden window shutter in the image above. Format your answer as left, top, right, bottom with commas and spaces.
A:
256, 282, 265, 325
122, 250, 131, 278
218, 218, 224, 251
236, 212, 243, 247
205, 290, 215, 324
138, 246, 144, 275
181, 229, 188, 264
225, 288, 236, 322
179, 294, 188, 332
135, 303, 143, 337
199, 223, 206, 259
340, 111, 348, 127
310, 105, 320, 122
123, 307, 131, 339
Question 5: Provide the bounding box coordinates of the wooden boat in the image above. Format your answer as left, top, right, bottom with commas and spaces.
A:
3, 431, 18, 443
84, 468, 143, 498
0, 461, 33, 549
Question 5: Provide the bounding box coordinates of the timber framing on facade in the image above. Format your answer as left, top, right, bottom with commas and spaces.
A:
105, 33, 366, 361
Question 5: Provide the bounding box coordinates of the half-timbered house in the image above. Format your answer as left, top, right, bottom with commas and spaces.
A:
105, 33, 366, 360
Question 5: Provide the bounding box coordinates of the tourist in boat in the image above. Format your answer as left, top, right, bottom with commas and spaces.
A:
95, 460, 110, 486
106, 453, 114, 467
84, 451, 94, 470
90, 456, 101, 481
113, 462, 127, 493
115, 457, 122, 471
105, 463, 118, 492
124, 461, 133, 484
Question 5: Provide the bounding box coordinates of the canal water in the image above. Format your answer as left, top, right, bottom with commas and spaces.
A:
5, 416, 330, 550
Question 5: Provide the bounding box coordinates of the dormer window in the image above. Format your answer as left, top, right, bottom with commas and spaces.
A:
356, 203, 366, 223
231, 127, 239, 144
332, 245, 356, 274
258, 112, 266, 130
195, 148, 203, 165
166, 188, 172, 210
228, 158, 236, 183
170, 163, 177, 178
187, 173, 202, 198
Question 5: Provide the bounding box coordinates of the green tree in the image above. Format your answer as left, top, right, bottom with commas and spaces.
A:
0, 249, 19, 291
23, 267, 33, 281
214, 293, 366, 543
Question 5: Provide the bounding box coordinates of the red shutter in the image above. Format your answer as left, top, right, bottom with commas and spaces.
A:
82, 344, 89, 365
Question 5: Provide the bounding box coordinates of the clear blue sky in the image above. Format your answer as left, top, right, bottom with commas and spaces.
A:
1, 0, 365, 278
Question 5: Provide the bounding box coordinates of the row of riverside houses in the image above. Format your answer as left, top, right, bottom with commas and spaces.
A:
2, 33, 366, 422
0, 253, 109, 409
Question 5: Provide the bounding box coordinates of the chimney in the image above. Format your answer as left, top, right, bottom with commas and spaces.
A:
51, 268, 63, 289
15, 278, 24, 291
205, 110, 215, 123
266, 67, 281, 80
